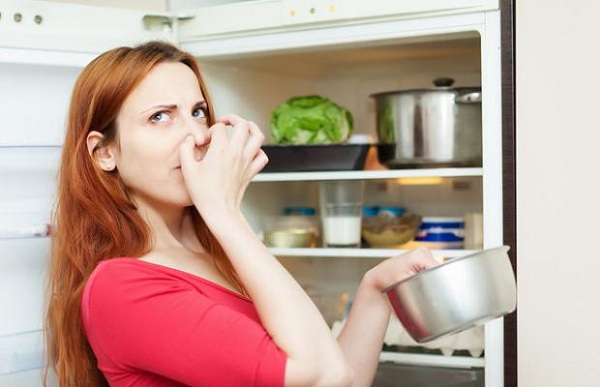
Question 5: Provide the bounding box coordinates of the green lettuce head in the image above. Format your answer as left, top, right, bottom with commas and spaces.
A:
269, 95, 354, 144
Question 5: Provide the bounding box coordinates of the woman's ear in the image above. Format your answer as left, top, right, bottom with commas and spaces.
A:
86, 131, 116, 171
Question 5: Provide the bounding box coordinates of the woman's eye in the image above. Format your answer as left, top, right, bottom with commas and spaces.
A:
192, 107, 207, 119
150, 111, 169, 123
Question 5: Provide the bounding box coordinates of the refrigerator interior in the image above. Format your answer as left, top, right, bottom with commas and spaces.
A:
0, 62, 79, 383
197, 32, 487, 372
200, 34, 482, 138
0, 12, 491, 382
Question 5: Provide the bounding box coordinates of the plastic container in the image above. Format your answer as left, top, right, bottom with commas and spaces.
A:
283, 207, 316, 216
261, 144, 370, 172
414, 216, 465, 249
263, 207, 319, 248
377, 206, 406, 218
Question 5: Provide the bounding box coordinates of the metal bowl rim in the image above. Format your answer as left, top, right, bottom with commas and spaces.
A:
382, 245, 510, 294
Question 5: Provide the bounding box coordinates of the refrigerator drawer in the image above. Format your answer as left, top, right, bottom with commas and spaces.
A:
373, 362, 484, 387
0, 330, 44, 377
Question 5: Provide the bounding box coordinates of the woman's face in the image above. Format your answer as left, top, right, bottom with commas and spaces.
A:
112, 61, 210, 209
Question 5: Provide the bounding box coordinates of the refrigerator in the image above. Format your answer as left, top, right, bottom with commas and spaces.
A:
0, 0, 508, 385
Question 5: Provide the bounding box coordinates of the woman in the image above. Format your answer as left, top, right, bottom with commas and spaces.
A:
46, 40, 438, 387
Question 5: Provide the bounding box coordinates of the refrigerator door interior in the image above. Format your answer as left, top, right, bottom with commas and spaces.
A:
0, 61, 79, 383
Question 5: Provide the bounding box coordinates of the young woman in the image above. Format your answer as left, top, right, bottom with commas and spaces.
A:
46, 40, 438, 387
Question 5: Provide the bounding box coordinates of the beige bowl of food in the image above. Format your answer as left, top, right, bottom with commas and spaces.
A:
362, 214, 421, 247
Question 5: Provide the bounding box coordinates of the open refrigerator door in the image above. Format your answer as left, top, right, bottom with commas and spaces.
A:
0, 63, 70, 385
0, 54, 78, 384
0, 2, 178, 383
1, 1, 506, 385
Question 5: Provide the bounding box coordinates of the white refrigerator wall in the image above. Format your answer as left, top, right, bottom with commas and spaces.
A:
0, 63, 79, 380
41, 0, 166, 11
0, 64, 78, 146
516, 0, 600, 385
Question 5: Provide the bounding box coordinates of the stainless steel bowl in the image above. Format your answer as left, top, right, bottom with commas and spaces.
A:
384, 246, 516, 343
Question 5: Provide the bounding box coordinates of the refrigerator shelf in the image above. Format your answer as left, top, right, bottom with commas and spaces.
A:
0, 223, 52, 240
0, 330, 44, 376
379, 351, 485, 369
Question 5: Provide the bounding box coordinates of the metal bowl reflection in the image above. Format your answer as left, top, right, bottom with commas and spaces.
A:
384, 246, 516, 343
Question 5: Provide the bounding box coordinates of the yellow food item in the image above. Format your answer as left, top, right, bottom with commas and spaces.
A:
361, 214, 421, 247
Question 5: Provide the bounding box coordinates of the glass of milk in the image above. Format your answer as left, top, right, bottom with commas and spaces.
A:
319, 180, 364, 247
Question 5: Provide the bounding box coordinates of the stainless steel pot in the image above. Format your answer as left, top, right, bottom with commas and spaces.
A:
372, 78, 482, 168
384, 246, 516, 343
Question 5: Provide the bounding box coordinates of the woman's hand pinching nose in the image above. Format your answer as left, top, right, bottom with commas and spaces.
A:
179, 135, 207, 164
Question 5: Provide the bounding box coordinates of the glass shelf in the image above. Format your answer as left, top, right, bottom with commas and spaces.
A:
0, 146, 60, 240
0, 330, 44, 376
254, 168, 484, 182
379, 351, 485, 369
270, 247, 477, 260
0, 223, 52, 240
0, 146, 61, 173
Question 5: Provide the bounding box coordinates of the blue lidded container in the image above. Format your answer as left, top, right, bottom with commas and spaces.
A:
378, 206, 406, 218
415, 217, 465, 244
283, 206, 317, 216
362, 206, 380, 217
362, 206, 405, 218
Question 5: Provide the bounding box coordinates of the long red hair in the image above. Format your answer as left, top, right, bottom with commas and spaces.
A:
45, 41, 236, 386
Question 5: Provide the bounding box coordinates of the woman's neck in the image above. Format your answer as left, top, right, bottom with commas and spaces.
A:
133, 197, 204, 254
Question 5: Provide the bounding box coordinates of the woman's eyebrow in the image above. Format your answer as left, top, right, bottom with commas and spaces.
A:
140, 104, 177, 115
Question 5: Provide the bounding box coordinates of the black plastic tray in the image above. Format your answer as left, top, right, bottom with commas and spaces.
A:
261, 144, 370, 172
376, 143, 482, 169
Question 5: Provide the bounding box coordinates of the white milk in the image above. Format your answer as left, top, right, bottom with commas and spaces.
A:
323, 216, 362, 246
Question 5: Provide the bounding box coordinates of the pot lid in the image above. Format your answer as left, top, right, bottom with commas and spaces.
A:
370, 77, 481, 97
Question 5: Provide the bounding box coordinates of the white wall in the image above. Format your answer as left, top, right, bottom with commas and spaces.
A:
41, 0, 167, 10
516, 1, 600, 385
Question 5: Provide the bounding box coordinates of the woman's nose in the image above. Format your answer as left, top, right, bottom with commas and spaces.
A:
182, 117, 210, 147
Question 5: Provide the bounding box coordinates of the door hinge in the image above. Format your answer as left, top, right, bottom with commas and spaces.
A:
142, 14, 195, 33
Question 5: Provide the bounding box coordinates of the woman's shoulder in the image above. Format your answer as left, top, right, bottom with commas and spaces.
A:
82, 257, 251, 319
84, 257, 243, 303
93, 256, 143, 272
81, 258, 198, 324
93, 256, 156, 273
86, 257, 189, 293
89, 257, 155, 286
83, 258, 184, 309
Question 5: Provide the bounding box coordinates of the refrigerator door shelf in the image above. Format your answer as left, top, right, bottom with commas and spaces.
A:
0, 223, 51, 240
0, 330, 44, 376
0, 147, 60, 227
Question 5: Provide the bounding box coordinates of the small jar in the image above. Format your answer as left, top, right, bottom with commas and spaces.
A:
263, 207, 319, 248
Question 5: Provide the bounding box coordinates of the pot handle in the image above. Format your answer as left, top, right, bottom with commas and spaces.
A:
433, 77, 455, 87
455, 92, 482, 104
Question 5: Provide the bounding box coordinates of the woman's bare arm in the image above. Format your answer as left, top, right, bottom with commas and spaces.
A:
337, 248, 438, 386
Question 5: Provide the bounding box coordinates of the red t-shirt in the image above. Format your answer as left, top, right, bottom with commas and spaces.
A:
81, 258, 287, 386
